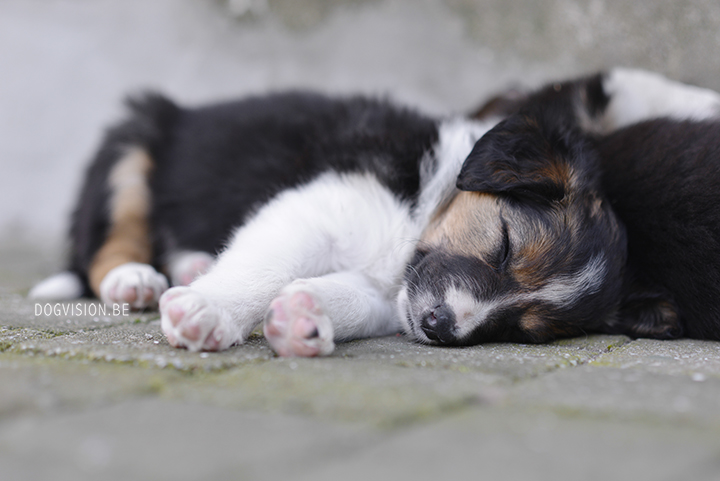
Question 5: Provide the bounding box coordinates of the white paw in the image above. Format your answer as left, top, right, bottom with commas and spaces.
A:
263, 285, 334, 357
159, 286, 233, 352
166, 251, 214, 286
99, 263, 168, 310
29, 271, 84, 300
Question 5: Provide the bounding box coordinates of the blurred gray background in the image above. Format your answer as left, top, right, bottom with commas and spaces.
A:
3, 0, 720, 248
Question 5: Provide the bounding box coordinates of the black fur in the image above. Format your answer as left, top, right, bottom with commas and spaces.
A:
458, 76, 607, 205
486, 73, 720, 342
69, 92, 439, 293
598, 119, 720, 340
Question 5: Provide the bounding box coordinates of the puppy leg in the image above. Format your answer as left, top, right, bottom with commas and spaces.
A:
601, 68, 720, 130
264, 271, 399, 357
90, 148, 168, 309
159, 172, 415, 352
158, 234, 324, 352
160, 208, 345, 351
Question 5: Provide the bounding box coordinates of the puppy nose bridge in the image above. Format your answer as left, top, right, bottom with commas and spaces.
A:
420, 304, 455, 343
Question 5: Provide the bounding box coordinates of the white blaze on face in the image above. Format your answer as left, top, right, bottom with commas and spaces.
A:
396, 283, 436, 340
443, 285, 501, 339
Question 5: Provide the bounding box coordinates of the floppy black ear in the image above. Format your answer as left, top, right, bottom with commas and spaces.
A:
456, 116, 569, 204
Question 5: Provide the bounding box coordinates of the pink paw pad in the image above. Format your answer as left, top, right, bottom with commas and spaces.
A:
264, 289, 334, 357
159, 286, 227, 352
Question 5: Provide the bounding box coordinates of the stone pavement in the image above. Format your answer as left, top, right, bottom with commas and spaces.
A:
2, 244, 720, 481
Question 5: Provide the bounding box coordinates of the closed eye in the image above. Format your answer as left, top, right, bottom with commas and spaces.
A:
499, 219, 511, 270
488, 220, 511, 272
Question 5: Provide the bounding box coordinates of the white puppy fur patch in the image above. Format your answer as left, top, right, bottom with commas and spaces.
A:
602, 68, 720, 130
415, 117, 497, 227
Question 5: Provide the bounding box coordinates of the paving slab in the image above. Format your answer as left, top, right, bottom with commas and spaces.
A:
339, 334, 631, 379
6, 243, 720, 480
1, 295, 640, 428
3, 393, 720, 481
590, 338, 720, 377
296, 407, 720, 481
0, 398, 376, 481
506, 344, 720, 428
0, 354, 185, 418
1, 314, 274, 371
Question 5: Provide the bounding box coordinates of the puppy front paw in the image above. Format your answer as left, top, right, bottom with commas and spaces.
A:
159, 286, 235, 351
99, 263, 168, 310
264, 285, 334, 357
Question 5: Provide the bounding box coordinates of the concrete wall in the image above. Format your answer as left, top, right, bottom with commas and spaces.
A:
2, 0, 719, 244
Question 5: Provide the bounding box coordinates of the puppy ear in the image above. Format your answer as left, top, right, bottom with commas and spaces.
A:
456, 116, 569, 205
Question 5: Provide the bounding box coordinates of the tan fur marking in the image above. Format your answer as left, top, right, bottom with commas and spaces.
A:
88, 148, 153, 296
520, 308, 580, 341
421, 191, 502, 258
519, 311, 545, 333
534, 160, 573, 198
514, 238, 556, 289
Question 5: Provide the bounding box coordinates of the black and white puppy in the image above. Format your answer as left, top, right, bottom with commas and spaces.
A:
401, 69, 720, 346
32, 92, 492, 356
30, 69, 720, 356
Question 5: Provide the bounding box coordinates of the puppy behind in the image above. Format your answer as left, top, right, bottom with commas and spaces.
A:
599, 118, 720, 340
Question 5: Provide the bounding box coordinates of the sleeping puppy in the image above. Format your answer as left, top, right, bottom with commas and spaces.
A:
31, 92, 444, 309
400, 75, 628, 345
31, 91, 494, 356
401, 70, 720, 345
31, 69, 720, 356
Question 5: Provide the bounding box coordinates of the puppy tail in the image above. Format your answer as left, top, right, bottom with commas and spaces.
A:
28, 271, 85, 301
122, 92, 180, 148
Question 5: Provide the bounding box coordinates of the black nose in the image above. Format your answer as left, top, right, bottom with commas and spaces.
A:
420, 305, 455, 344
